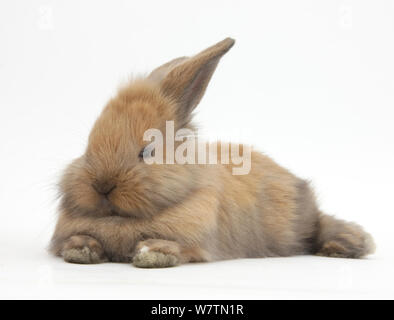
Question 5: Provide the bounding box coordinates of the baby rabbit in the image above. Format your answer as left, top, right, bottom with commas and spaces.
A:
50, 38, 375, 267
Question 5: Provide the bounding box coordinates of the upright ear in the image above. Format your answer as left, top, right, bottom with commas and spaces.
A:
149, 37, 235, 125
148, 56, 189, 83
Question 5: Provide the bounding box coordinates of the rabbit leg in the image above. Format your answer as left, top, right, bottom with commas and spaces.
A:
61, 235, 108, 264
315, 213, 375, 258
132, 239, 208, 268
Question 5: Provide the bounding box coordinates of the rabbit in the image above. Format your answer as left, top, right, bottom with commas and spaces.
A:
49, 38, 375, 268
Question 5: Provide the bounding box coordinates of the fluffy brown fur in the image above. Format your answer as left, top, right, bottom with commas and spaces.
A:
50, 38, 375, 267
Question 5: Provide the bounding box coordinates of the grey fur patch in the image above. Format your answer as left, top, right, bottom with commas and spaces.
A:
292, 179, 320, 254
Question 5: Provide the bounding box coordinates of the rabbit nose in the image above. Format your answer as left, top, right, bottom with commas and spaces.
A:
92, 181, 117, 196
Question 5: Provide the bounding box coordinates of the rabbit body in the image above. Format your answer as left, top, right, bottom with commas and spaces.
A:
50, 38, 374, 267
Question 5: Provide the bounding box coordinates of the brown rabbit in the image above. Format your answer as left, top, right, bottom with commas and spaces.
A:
50, 38, 375, 267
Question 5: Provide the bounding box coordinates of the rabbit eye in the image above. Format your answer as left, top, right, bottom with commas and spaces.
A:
138, 148, 145, 159
139, 147, 155, 160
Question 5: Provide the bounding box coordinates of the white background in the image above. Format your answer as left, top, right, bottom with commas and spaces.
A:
1, 0, 393, 299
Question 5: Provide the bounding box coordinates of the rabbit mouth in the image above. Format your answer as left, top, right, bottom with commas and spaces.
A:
99, 198, 124, 217
104, 201, 140, 219
109, 207, 131, 218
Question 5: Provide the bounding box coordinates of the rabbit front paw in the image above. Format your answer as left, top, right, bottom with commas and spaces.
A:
132, 239, 181, 268
133, 251, 179, 268
61, 235, 108, 264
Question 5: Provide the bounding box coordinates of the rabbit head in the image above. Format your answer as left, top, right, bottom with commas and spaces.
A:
59, 38, 235, 219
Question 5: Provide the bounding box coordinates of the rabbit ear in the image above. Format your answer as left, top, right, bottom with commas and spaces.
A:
151, 38, 235, 124
149, 56, 189, 83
